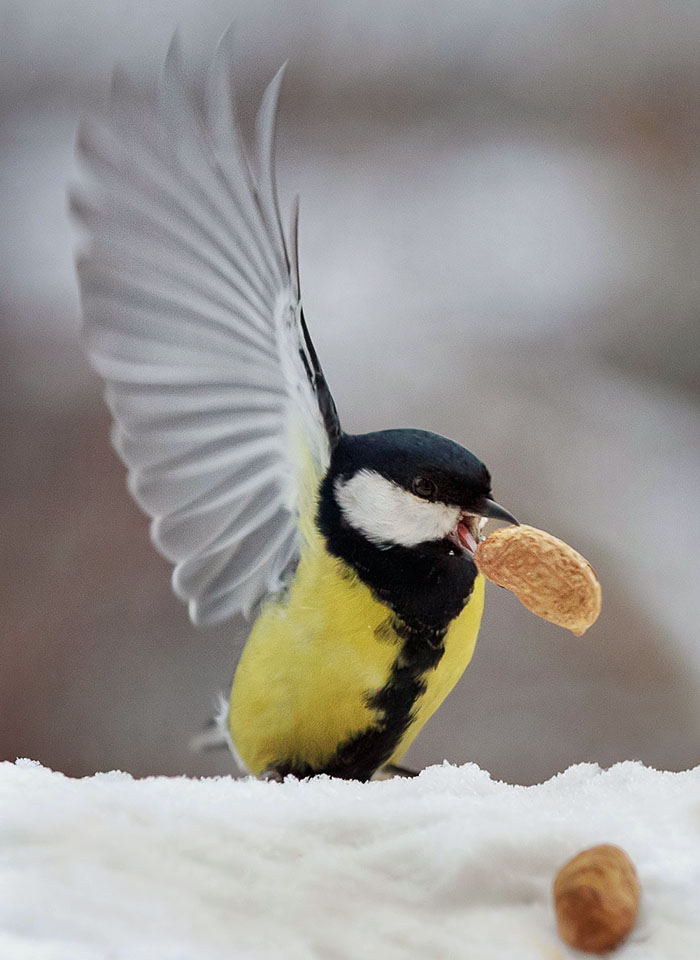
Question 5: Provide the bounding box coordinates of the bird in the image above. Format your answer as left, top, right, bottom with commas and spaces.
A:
72, 28, 518, 782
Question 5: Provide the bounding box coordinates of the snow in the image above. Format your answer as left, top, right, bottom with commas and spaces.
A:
2, 760, 700, 959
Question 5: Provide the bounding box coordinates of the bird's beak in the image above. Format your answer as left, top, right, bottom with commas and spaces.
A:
473, 498, 519, 526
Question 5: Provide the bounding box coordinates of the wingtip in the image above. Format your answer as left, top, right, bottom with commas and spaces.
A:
166, 25, 184, 60
274, 60, 290, 82
263, 61, 289, 108
214, 19, 238, 57
161, 26, 186, 90
169, 567, 200, 614
188, 596, 204, 626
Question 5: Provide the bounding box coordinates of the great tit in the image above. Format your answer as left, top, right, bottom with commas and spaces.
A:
73, 30, 517, 782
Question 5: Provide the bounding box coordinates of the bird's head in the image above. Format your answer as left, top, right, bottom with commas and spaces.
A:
320, 429, 517, 560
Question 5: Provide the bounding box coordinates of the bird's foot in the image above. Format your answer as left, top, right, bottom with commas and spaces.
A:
373, 763, 420, 780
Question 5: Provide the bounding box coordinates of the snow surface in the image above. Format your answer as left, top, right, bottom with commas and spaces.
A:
2, 761, 700, 959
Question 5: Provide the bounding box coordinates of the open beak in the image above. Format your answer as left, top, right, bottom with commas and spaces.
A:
451, 498, 518, 556
473, 498, 519, 527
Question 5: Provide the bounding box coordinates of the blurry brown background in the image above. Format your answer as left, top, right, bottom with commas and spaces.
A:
2, 0, 699, 783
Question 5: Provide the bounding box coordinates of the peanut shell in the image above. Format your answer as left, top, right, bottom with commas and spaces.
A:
553, 843, 640, 954
474, 524, 601, 636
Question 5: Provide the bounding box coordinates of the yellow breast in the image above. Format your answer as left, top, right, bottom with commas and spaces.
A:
228, 538, 485, 776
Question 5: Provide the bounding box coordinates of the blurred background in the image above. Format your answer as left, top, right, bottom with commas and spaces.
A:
2, 0, 699, 784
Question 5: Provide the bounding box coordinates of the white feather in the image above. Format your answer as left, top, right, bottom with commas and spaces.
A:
73, 28, 332, 627
335, 470, 460, 548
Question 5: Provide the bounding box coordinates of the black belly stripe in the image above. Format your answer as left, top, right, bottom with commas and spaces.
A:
272, 614, 448, 782
270, 465, 480, 781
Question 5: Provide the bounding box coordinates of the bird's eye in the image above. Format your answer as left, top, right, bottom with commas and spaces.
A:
412, 476, 437, 499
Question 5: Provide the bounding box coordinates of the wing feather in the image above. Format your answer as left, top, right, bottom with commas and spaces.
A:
73, 34, 339, 626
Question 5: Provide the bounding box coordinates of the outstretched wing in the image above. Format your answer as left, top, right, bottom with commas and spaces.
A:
72, 29, 340, 626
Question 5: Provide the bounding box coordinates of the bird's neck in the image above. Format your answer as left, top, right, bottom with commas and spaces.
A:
317, 479, 478, 632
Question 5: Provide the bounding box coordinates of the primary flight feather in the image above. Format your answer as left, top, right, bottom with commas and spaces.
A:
74, 29, 517, 781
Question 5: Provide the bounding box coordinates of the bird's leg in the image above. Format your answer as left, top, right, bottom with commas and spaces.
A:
374, 762, 420, 780
258, 767, 286, 783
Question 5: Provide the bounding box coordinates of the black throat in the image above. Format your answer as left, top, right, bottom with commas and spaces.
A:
317, 470, 478, 632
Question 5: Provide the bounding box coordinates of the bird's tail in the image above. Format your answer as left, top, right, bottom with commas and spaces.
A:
188, 693, 232, 753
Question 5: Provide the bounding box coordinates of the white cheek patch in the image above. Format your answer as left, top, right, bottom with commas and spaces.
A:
334, 469, 460, 548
